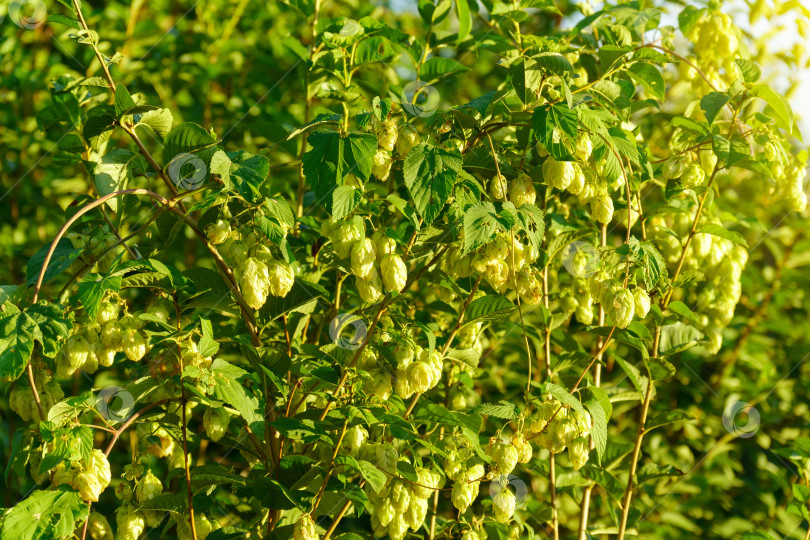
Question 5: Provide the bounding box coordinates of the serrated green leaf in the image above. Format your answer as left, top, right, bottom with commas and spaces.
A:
464, 295, 516, 324
462, 201, 501, 254
658, 323, 704, 356
470, 401, 519, 419
1, 488, 89, 540
331, 185, 362, 220
77, 273, 122, 319
628, 62, 665, 100
403, 143, 461, 225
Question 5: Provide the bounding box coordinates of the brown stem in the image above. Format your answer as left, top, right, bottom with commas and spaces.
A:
322, 480, 365, 540
578, 225, 607, 539
173, 295, 198, 540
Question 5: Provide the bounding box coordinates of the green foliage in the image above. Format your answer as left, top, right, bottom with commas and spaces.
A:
2, 0, 810, 539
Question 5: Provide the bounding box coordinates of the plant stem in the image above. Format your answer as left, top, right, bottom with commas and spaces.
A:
578, 223, 607, 539
173, 294, 198, 540
542, 264, 559, 540
618, 161, 724, 539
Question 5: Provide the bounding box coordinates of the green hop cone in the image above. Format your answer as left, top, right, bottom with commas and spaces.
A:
662, 158, 686, 180
575, 301, 594, 325
75, 470, 104, 502
407, 361, 433, 394
491, 173, 507, 200
542, 157, 577, 191
575, 132, 593, 160
96, 300, 120, 325
388, 514, 409, 540
206, 219, 230, 245
551, 410, 579, 453
87, 512, 114, 540
373, 149, 393, 180
203, 407, 230, 442
508, 172, 536, 207
591, 193, 614, 224
365, 369, 393, 400
293, 513, 319, 540
135, 470, 163, 504
100, 321, 122, 350
267, 259, 295, 297
512, 434, 533, 464
121, 329, 148, 362
493, 487, 516, 523
608, 289, 636, 328
380, 253, 407, 292
413, 468, 443, 498
351, 238, 377, 278
371, 230, 396, 257
491, 439, 519, 474
177, 515, 217, 540
333, 221, 365, 259
396, 123, 419, 155
404, 495, 429, 529
116, 505, 145, 540
681, 163, 706, 188
633, 287, 651, 319
567, 162, 586, 195
568, 436, 590, 470
377, 119, 398, 151
356, 267, 384, 303
343, 425, 368, 456
238, 257, 270, 309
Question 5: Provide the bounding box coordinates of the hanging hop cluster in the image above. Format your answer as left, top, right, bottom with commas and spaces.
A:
367, 465, 443, 540
529, 399, 592, 470
51, 449, 112, 503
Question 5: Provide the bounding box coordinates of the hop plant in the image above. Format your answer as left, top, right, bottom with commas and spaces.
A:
238, 257, 270, 309
491, 438, 519, 474
380, 253, 407, 292
633, 288, 651, 319
203, 407, 230, 442
508, 172, 536, 207
333, 221, 365, 259
396, 123, 419, 155
135, 470, 163, 504
121, 329, 148, 362
493, 487, 517, 523
591, 194, 614, 224
543, 157, 579, 192
568, 436, 590, 470
608, 289, 636, 329
206, 219, 231, 245
293, 513, 319, 540
267, 259, 295, 297
376, 119, 398, 151
87, 512, 114, 540
357, 267, 384, 302
681, 163, 706, 188
491, 173, 507, 200
373, 149, 393, 180
116, 506, 145, 540
351, 238, 376, 278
